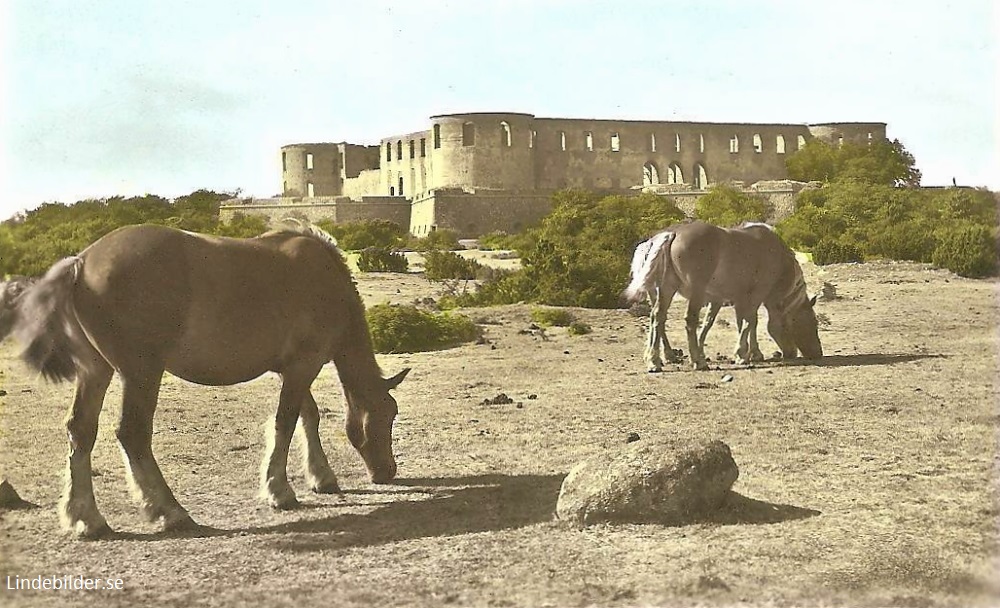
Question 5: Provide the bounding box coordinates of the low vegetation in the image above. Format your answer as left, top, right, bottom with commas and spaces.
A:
356, 247, 409, 273
365, 304, 482, 353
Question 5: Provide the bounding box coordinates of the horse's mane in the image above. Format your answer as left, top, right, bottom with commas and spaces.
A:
267, 218, 388, 396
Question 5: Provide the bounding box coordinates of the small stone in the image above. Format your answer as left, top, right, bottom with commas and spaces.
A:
626, 432, 641, 443
0, 479, 32, 510
721, 374, 734, 383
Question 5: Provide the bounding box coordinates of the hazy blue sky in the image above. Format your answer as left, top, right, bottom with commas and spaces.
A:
1, 1, 996, 219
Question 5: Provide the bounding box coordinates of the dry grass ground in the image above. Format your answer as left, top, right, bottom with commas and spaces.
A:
0, 258, 996, 608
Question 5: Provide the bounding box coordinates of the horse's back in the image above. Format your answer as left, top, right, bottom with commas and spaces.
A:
75, 225, 348, 384
668, 221, 791, 303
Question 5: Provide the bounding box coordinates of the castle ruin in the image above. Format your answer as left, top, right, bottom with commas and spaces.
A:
220, 112, 886, 236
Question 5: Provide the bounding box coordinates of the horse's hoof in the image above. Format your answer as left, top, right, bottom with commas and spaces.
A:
646, 366, 663, 374
310, 478, 342, 494
693, 362, 710, 371
162, 513, 199, 532
71, 520, 113, 540
268, 494, 300, 510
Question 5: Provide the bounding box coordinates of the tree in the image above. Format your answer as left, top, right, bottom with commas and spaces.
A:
785, 138, 921, 187
694, 185, 772, 227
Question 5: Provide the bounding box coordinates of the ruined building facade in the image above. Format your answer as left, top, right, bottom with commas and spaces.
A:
221, 112, 886, 237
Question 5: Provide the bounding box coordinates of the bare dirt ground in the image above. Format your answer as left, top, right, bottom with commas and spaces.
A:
0, 256, 997, 608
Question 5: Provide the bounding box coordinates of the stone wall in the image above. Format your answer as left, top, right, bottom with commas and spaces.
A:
218, 196, 409, 228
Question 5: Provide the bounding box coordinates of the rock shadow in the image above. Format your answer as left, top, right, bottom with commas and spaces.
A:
706, 491, 820, 525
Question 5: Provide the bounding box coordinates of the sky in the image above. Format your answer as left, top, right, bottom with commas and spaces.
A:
1, 0, 997, 220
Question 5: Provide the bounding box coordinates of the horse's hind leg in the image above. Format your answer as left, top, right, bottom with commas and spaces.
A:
685, 296, 710, 370
645, 288, 677, 372
117, 367, 195, 531
60, 356, 113, 537
698, 302, 722, 350
298, 390, 341, 494
261, 363, 320, 509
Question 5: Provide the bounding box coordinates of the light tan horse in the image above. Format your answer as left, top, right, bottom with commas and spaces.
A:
623, 221, 822, 371
7, 222, 408, 537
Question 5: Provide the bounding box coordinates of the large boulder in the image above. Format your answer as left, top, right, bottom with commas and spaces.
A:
555, 438, 738, 526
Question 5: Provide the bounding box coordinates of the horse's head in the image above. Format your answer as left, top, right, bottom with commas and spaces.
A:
770, 295, 823, 360
345, 367, 410, 484
0, 277, 35, 341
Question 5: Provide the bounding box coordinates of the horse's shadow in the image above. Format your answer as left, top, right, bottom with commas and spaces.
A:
779, 352, 944, 368
110, 474, 819, 550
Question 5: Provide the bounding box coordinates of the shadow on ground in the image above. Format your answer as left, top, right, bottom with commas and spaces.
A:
99, 474, 819, 547
781, 353, 944, 368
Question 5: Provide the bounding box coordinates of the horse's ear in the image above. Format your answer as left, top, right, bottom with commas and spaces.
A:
809, 294, 818, 308
385, 367, 411, 390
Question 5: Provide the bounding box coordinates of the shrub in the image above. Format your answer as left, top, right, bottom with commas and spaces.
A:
479, 230, 529, 252
357, 246, 409, 273
423, 250, 483, 281
365, 304, 482, 353
931, 223, 998, 278
567, 321, 592, 336
410, 229, 461, 252
530, 307, 575, 327
865, 219, 936, 263
315, 219, 406, 251
695, 184, 772, 227
811, 238, 863, 265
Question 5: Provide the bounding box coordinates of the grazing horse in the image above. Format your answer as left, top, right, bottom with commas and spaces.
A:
6, 222, 409, 537
623, 221, 822, 371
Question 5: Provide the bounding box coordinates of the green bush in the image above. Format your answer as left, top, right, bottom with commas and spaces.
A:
365, 304, 482, 353
357, 246, 409, 273
694, 184, 772, 227
423, 250, 483, 281
443, 191, 686, 309
410, 229, 461, 252
478, 230, 529, 252
567, 321, 593, 336
315, 219, 406, 251
931, 223, 998, 278
812, 238, 864, 265
530, 307, 574, 327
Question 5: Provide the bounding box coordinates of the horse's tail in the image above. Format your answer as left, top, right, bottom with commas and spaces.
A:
14, 257, 89, 382
621, 231, 675, 304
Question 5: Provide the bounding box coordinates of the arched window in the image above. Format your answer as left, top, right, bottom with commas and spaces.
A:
650, 133, 657, 152
560, 131, 567, 151
409, 140, 415, 158
307, 182, 315, 197
694, 163, 708, 189
385, 142, 392, 162
462, 122, 476, 146
668, 162, 683, 185
433, 124, 441, 149
611, 132, 621, 152
396, 140, 403, 160
529, 130, 536, 148
643, 162, 660, 186
797, 135, 806, 150
585, 131, 593, 151
776, 135, 786, 154
306, 153, 314, 170
675, 133, 681, 153
500, 121, 512, 147
729, 135, 739, 154
699, 134, 705, 153
753, 133, 762, 153
398, 174, 404, 197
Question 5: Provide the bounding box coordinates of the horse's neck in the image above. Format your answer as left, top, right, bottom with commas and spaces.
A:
332, 325, 384, 401
769, 260, 807, 312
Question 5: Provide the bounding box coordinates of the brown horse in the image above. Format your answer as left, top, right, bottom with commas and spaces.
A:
623, 221, 822, 371
6, 222, 408, 537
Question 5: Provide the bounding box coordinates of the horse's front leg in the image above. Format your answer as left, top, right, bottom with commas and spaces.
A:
261, 364, 321, 509
298, 390, 341, 494
685, 298, 709, 370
